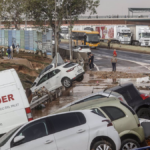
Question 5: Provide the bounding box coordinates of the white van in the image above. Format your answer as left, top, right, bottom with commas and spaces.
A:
0, 69, 33, 137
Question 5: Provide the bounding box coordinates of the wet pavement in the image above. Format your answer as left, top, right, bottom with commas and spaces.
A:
32, 73, 150, 119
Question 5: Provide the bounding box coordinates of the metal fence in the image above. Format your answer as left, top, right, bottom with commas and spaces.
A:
0, 29, 52, 52
78, 15, 150, 19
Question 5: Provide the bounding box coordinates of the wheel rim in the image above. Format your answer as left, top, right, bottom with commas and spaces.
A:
140, 110, 150, 119
64, 79, 70, 87
96, 144, 112, 150
122, 142, 138, 150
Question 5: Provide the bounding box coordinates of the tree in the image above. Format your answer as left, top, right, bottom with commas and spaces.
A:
26, 0, 100, 55
0, 0, 26, 29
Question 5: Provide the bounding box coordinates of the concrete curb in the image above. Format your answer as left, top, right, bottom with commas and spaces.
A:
99, 42, 150, 54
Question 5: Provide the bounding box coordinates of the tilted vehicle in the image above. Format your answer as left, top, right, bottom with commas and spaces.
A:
60, 90, 126, 110
31, 62, 85, 91
0, 110, 121, 150
108, 83, 150, 119
55, 97, 145, 150
0, 69, 33, 137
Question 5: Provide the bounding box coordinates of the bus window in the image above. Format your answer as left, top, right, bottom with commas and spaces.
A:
86, 34, 100, 43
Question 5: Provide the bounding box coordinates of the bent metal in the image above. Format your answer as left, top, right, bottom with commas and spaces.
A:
0, 94, 15, 104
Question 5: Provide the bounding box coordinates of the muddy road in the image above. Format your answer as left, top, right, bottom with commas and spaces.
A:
32, 72, 150, 119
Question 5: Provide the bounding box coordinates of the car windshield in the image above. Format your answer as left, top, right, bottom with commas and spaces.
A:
142, 33, 150, 38
60, 29, 68, 34
86, 34, 100, 43
39, 65, 53, 77
0, 126, 21, 147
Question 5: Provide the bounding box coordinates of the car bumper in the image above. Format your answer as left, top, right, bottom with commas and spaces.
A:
72, 72, 85, 81
107, 127, 121, 150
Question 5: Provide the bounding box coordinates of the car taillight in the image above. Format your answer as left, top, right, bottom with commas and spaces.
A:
66, 67, 75, 72
25, 107, 33, 122
118, 97, 123, 102
140, 93, 150, 100
102, 120, 113, 127
138, 123, 141, 127
79, 48, 82, 51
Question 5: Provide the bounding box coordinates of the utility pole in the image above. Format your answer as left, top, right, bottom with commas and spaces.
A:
55, 0, 58, 67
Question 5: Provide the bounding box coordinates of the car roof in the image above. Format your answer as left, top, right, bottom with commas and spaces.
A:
55, 97, 121, 114
108, 83, 133, 91
21, 110, 93, 127
59, 91, 118, 110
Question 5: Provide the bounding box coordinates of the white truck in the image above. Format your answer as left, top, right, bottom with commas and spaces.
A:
95, 25, 132, 45
127, 25, 150, 46
0, 69, 33, 137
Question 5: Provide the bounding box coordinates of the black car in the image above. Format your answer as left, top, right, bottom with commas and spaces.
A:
108, 83, 150, 119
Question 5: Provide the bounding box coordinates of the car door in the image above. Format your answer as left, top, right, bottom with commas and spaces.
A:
47, 112, 89, 150
11, 119, 57, 150
48, 69, 61, 90
36, 73, 50, 91
100, 106, 128, 134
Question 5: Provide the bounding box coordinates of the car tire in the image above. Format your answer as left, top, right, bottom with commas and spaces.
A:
91, 141, 114, 150
62, 78, 72, 88
137, 108, 150, 119
121, 139, 140, 150
76, 75, 84, 82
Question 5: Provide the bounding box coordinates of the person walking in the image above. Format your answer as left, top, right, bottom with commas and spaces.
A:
111, 54, 117, 72
10, 45, 13, 59
16, 44, 20, 54
89, 55, 92, 70
7, 46, 11, 59
91, 53, 94, 68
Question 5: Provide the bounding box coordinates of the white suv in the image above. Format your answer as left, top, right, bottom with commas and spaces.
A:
31, 62, 84, 92
0, 110, 121, 150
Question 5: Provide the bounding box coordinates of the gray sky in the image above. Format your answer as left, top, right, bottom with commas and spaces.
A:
86, 0, 150, 16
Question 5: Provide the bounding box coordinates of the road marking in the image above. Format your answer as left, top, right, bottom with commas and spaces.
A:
94, 63, 99, 71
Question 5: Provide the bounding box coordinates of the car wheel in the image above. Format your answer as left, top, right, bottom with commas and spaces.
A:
137, 108, 150, 119
76, 75, 84, 82
62, 78, 72, 88
121, 139, 140, 150
91, 141, 113, 150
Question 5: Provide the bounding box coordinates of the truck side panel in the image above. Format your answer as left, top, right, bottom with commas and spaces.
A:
0, 69, 29, 134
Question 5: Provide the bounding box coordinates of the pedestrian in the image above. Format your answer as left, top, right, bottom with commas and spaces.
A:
108, 40, 111, 49
16, 44, 20, 54
111, 54, 117, 72
12, 43, 15, 51
91, 53, 94, 68
7, 46, 11, 59
89, 55, 92, 70
10, 45, 13, 59
113, 49, 117, 57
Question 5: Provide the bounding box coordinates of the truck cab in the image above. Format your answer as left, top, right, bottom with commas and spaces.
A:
116, 26, 132, 45
138, 28, 150, 46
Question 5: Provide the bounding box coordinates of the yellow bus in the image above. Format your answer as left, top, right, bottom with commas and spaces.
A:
72, 30, 100, 48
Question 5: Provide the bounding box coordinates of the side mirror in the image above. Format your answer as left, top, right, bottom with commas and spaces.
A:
14, 136, 25, 143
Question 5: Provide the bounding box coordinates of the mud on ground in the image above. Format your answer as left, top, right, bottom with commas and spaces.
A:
87, 71, 147, 79
0, 52, 52, 89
